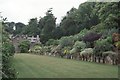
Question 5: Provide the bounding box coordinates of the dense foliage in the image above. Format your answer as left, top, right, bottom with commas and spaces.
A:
18, 40, 30, 53
29, 45, 44, 55
4, 2, 119, 44
2, 2, 119, 67
0, 2, 119, 80
1, 22, 17, 79
73, 41, 86, 52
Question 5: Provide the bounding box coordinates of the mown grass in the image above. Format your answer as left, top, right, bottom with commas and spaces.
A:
12, 53, 118, 78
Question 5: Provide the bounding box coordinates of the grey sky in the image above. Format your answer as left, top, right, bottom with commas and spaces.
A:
0, 0, 87, 24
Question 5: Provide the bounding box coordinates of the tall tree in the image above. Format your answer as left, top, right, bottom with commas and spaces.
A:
28, 18, 39, 36
4, 22, 15, 34
39, 8, 56, 43
60, 7, 80, 36
14, 22, 25, 35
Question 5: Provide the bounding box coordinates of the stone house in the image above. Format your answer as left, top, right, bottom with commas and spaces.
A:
11, 35, 41, 53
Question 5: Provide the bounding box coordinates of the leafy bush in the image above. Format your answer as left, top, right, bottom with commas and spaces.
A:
102, 51, 118, 64
73, 41, 86, 52
30, 45, 43, 54
90, 23, 106, 33
94, 37, 114, 55
59, 36, 74, 47
112, 33, 120, 42
80, 48, 93, 55
83, 32, 102, 42
2, 22, 17, 79
46, 39, 59, 46
114, 41, 120, 50
102, 51, 117, 57
101, 28, 118, 39
43, 46, 52, 53
70, 48, 77, 54
2, 42, 15, 56
73, 28, 89, 41
18, 40, 30, 53
69, 41, 86, 55
62, 46, 71, 54
51, 44, 61, 52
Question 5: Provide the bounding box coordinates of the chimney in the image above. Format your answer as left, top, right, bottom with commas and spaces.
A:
36, 35, 40, 43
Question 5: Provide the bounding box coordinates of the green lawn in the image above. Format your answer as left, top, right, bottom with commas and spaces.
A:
12, 54, 118, 78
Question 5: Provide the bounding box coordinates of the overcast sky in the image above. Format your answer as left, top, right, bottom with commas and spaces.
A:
0, 0, 87, 24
